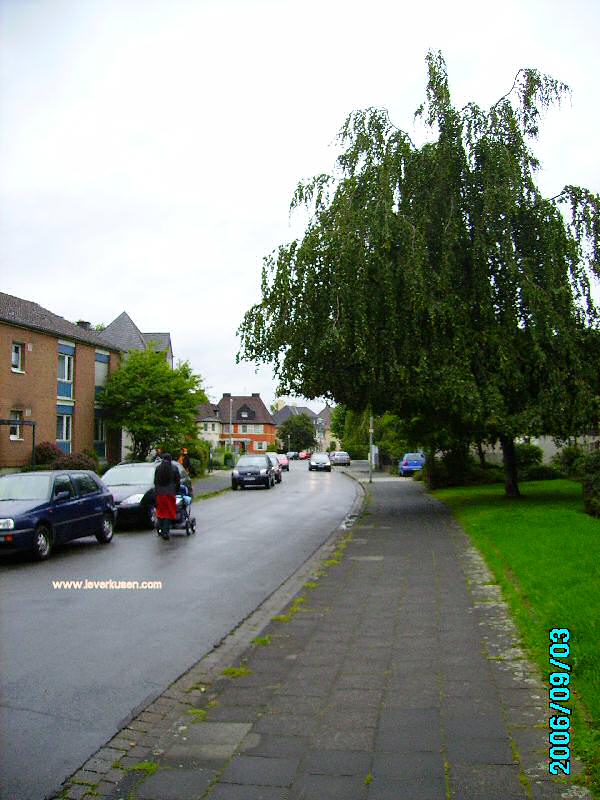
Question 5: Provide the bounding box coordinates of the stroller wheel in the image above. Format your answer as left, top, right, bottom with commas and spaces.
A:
185, 521, 191, 536
191, 518, 197, 534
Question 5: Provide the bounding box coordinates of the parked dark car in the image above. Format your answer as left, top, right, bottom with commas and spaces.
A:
308, 453, 332, 472
330, 451, 351, 466
267, 452, 283, 483
0, 470, 116, 560
102, 461, 193, 528
231, 455, 275, 490
399, 452, 426, 476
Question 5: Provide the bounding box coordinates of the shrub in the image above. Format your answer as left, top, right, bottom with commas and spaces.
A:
520, 464, 565, 481
346, 445, 369, 460
34, 441, 63, 465
53, 452, 98, 471
581, 451, 600, 518
515, 443, 543, 468
81, 447, 100, 468
223, 452, 234, 467
188, 457, 202, 477
551, 445, 586, 478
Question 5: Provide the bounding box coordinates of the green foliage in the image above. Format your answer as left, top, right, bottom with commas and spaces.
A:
373, 413, 409, 464
330, 405, 346, 441
266, 442, 278, 452
98, 349, 207, 461
328, 439, 337, 451
519, 464, 564, 481
238, 51, 600, 499
34, 441, 64, 465
551, 444, 587, 478
276, 413, 317, 452
514, 443, 543, 468
581, 450, 600, 517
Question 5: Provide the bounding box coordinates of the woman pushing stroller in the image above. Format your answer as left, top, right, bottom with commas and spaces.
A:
154, 453, 181, 539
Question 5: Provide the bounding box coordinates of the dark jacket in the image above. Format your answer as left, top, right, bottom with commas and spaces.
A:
154, 460, 181, 496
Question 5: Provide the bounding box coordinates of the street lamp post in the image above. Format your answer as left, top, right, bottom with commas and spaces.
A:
229, 397, 233, 453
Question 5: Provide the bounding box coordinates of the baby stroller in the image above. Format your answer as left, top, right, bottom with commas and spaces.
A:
171, 486, 197, 536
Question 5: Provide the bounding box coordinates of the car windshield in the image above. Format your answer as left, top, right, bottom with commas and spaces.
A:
312, 454, 329, 462
404, 453, 423, 460
0, 474, 52, 501
237, 456, 267, 467
102, 464, 156, 485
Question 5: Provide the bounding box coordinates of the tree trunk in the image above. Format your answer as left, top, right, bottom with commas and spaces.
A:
476, 441, 486, 468
500, 436, 520, 498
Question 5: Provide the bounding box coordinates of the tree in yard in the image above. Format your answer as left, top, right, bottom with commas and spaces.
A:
238, 51, 600, 498
277, 413, 317, 452
98, 349, 207, 461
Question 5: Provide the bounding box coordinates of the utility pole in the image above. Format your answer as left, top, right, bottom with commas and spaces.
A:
229, 397, 233, 453
368, 413, 374, 484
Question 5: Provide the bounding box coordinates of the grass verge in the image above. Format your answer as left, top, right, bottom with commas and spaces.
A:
434, 479, 600, 796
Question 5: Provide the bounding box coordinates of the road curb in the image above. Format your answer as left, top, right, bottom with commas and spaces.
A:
51, 473, 366, 800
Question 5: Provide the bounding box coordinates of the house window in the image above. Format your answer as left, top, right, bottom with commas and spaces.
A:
58, 353, 74, 398
12, 343, 24, 371
240, 411, 248, 418
241, 424, 247, 433
56, 414, 72, 454
255, 441, 266, 451
9, 410, 23, 440
94, 417, 106, 458
211, 423, 216, 431
94, 352, 110, 396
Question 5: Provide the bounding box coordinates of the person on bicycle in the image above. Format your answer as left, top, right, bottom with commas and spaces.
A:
154, 453, 180, 540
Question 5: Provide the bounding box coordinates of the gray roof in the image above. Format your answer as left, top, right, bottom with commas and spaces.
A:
196, 403, 221, 421
273, 405, 317, 426
102, 312, 172, 355
0, 291, 121, 350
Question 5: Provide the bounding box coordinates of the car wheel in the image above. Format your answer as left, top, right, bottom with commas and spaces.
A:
145, 504, 157, 530
32, 524, 52, 561
96, 513, 114, 544
232, 482, 238, 491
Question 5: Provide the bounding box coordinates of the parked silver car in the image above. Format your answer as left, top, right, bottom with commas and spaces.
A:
330, 451, 351, 466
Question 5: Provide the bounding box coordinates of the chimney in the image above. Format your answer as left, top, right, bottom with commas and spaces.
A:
252, 393, 260, 397
76, 320, 91, 330
223, 393, 231, 398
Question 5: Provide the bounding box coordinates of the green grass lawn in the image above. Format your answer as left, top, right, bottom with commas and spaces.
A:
434, 479, 600, 796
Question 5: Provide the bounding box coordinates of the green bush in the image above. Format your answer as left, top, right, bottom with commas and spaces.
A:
34, 441, 64, 465
581, 451, 600, 518
223, 452, 234, 467
551, 445, 586, 478
520, 464, 565, 481
346, 445, 369, 459
54, 452, 98, 471
515, 442, 543, 468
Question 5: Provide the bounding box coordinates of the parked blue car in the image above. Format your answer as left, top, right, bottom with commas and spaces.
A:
399, 452, 426, 476
0, 470, 116, 560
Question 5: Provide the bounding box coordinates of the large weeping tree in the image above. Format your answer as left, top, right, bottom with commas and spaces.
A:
239, 51, 600, 497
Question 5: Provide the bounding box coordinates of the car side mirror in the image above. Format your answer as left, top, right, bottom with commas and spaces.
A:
54, 490, 71, 502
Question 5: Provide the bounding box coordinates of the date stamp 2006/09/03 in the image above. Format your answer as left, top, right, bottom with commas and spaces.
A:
548, 628, 571, 776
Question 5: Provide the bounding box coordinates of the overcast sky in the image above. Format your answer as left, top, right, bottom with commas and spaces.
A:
1, 0, 599, 411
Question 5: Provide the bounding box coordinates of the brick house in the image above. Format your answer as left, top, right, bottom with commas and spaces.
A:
197, 393, 276, 454
0, 292, 122, 470
273, 403, 334, 450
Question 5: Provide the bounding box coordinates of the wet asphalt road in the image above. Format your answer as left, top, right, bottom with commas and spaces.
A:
0, 462, 358, 800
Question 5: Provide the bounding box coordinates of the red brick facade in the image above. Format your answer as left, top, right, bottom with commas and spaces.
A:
1, 321, 120, 469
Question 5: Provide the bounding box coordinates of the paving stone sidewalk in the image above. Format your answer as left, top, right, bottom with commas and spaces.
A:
54, 475, 590, 800
192, 472, 232, 498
